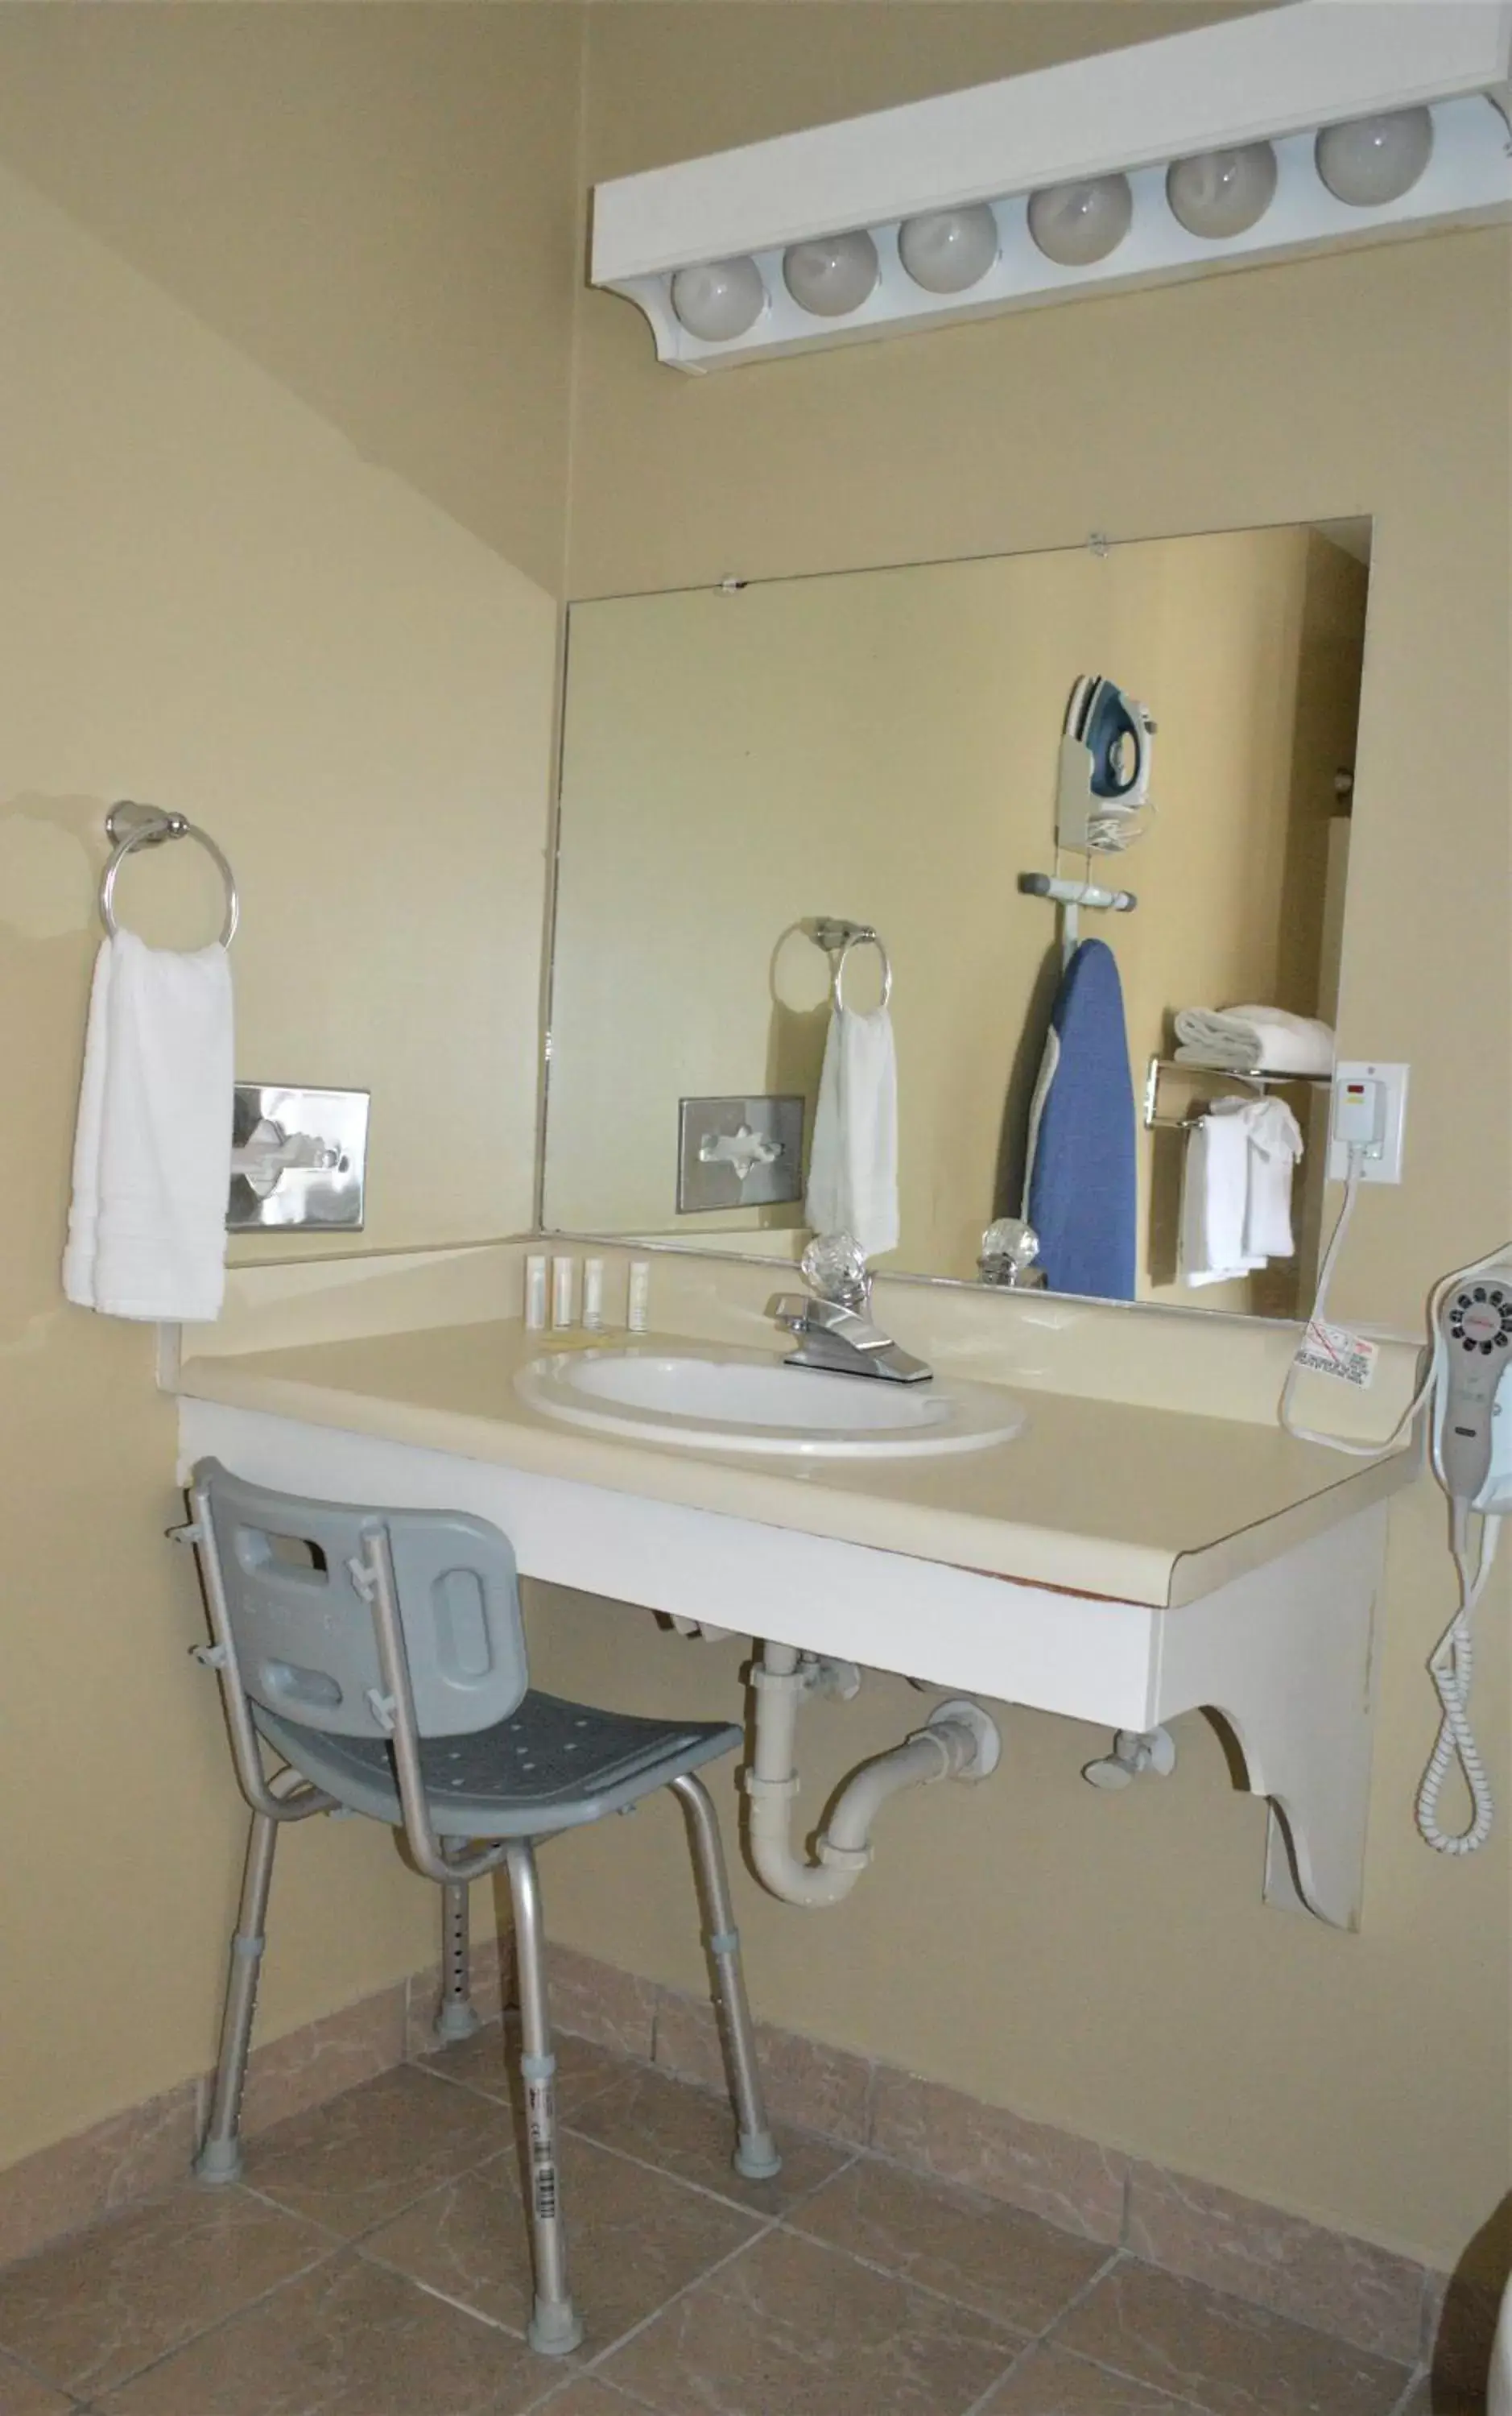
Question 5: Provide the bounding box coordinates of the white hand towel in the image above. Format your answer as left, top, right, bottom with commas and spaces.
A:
1241, 1096, 1303, 1260
1179, 1100, 1263, 1287
63, 931, 234, 1322
804, 1005, 899, 1260
1173, 1006, 1335, 1078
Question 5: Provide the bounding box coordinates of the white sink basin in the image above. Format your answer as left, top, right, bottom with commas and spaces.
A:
515, 1343, 1027, 1459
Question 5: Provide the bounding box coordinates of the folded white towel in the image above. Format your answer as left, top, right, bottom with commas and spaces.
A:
805, 1005, 899, 1261
1179, 1102, 1261, 1288
1242, 1095, 1303, 1260
1173, 1005, 1335, 1078
63, 932, 233, 1321
1179, 1095, 1303, 1288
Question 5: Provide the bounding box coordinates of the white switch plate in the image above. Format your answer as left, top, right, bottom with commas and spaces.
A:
1327, 1061, 1409, 1185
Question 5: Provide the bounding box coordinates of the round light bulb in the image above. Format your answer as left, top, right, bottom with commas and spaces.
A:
898, 203, 999, 295
1027, 174, 1133, 267
669, 255, 766, 343
1316, 106, 1434, 207
782, 230, 879, 318
1166, 141, 1278, 239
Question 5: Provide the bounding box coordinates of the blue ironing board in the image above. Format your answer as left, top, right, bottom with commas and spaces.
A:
1025, 938, 1137, 1300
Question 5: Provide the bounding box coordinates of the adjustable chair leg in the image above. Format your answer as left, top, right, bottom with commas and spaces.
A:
434, 1877, 481, 2044
196, 1810, 278, 2183
505, 1842, 584, 2356
671, 1772, 781, 2181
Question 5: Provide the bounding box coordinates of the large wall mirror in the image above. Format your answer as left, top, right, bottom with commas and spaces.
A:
543, 520, 1370, 1321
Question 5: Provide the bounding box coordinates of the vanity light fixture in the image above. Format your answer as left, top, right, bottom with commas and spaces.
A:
1027, 173, 1134, 267
591, 1, 1512, 372
669, 255, 766, 342
782, 229, 880, 316
1166, 143, 1279, 242
898, 203, 1000, 294
1315, 105, 1437, 206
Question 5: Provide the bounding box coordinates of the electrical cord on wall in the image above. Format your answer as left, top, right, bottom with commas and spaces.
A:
1278, 1145, 1431, 1455
1417, 1509, 1499, 1855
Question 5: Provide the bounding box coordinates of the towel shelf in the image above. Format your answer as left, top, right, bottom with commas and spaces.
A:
100, 801, 239, 949
1142, 1054, 1332, 1131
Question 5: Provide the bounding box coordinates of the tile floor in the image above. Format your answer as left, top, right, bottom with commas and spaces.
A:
0, 2021, 1465, 2416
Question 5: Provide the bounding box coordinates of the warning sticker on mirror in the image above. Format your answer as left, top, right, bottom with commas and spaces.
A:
1293, 1319, 1379, 1388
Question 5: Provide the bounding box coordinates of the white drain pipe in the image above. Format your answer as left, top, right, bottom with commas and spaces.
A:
745, 1640, 1000, 1908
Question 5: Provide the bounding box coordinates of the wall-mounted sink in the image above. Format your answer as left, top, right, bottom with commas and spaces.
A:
515, 1343, 1027, 1459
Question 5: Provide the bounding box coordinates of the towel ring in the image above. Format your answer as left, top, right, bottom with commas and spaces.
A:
830, 929, 892, 1013
99, 802, 239, 948
812, 919, 893, 1012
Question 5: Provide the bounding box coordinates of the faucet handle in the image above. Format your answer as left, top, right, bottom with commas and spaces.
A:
801, 1231, 871, 1313
766, 1294, 812, 1333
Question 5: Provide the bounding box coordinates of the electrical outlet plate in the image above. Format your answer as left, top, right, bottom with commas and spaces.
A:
1327, 1061, 1408, 1185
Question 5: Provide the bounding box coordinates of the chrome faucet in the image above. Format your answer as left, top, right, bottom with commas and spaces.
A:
769, 1234, 932, 1385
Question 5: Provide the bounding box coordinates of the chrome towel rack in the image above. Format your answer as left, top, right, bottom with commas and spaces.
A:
98, 801, 239, 947
1142, 1054, 1330, 1130
810, 916, 892, 1011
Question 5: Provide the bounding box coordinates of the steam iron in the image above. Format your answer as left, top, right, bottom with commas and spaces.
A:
1057, 673, 1156, 854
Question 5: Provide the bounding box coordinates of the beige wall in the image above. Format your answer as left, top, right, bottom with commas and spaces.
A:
531, 6, 1512, 2277
3, 0, 1506, 2294
547, 527, 1363, 1312
0, 7, 580, 2169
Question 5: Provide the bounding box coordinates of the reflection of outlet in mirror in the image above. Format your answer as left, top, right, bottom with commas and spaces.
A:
228, 1084, 370, 1231
677, 1095, 804, 1214
1327, 1061, 1408, 1185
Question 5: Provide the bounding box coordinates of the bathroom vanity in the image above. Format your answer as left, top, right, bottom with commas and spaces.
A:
167, 1239, 1419, 1933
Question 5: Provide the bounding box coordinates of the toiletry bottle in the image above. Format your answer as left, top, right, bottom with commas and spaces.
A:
524, 1254, 547, 1332
583, 1257, 605, 1332
627, 1259, 651, 1333
552, 1255, 577, 1330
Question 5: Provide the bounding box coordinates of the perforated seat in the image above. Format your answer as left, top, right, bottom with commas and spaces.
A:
181, 1458, 777, 2362
254, 1690, 742, 1835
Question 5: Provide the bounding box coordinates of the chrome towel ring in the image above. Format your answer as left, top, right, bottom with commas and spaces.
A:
812, 916, 892, 1012
99, 801, 239, 948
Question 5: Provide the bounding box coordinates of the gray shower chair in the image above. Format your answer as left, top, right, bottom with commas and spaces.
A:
180, 1457, 778, 2356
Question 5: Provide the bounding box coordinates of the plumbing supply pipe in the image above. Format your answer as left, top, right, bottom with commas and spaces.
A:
745, 1641, 999, 1907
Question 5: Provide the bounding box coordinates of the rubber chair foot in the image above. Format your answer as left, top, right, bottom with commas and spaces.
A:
528, 2298, 585, 2356
193, 2141, 244, 2186
733, 2129, 783, 2181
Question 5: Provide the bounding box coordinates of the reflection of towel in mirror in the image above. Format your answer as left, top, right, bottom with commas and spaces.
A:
1179, 1096, 1303, 1287
805, 1006, 899, 1260
1174, 1004, 1334, 1077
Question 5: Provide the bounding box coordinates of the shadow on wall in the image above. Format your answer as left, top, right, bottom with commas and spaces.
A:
0, 796, 114, 1351
762, 925, 829, 1235
1429, 2194, 1510, 2411
991, 937, 1064, 1235
0, 5, 581, 591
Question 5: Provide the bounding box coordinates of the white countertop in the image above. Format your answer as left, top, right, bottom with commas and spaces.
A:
173, 1313, 1417, 1608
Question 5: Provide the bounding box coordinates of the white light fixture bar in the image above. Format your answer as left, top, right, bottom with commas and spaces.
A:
590, 1, 1512, 373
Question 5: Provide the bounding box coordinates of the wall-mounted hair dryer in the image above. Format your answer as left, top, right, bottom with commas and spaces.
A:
1282, 1206, 1511, 1858
1434, 1266, 1512, 1516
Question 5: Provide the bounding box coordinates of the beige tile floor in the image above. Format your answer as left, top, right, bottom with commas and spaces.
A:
0, 2021, 1458, 2416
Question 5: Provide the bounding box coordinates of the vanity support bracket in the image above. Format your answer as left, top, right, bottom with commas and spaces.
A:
1150, 1504, 1389, 1931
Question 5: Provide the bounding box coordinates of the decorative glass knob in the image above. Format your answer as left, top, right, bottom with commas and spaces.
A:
802, 1231, 871, 1309
978, 1218, 1039, 1285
